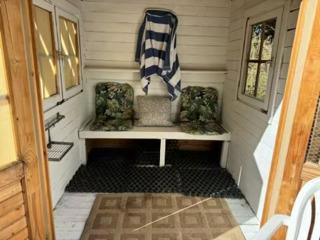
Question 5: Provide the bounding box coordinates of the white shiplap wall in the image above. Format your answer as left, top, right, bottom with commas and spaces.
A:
81, 0, 230, 70
223, 0, 300, 220
46, 94, 88, 206
73, 0, 231, 120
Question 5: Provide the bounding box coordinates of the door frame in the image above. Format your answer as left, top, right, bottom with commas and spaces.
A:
0, 0, 54, 239
262, 0, 320, 238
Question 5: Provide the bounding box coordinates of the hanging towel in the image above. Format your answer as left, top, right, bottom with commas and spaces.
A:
135, 10, 181, 100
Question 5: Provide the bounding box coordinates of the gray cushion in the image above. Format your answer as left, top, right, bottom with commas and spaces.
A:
136, 96, 173, 127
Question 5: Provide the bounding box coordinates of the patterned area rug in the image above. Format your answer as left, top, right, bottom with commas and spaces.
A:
81, 193, 245, 240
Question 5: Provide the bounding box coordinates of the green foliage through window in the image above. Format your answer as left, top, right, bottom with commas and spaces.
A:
244, 18, 276, 101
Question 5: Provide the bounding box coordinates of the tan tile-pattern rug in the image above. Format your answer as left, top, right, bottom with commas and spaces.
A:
81, 193, 245, 240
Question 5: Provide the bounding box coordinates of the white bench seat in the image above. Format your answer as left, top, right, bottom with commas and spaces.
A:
79, 120, 231, 167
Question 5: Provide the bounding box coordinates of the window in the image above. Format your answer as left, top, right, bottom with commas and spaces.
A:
33, 2, 62, 109
0, 30, 17, 166
59, 17, 80, 90
238, 9, 283, 112
56, 8, 81, 98
33, 0, 81, 110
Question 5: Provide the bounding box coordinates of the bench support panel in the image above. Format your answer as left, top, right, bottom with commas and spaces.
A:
220, 141, 230, 168
159, 139, 166, 167
79, 139, 87, 165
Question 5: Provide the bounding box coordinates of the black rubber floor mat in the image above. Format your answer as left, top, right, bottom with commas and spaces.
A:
179, 168, 243, 198
66, 160, 127, 193
66, 148, 243, 198
172, 151, 220, 170
135, 151, 160, 166
126, 166, 180, 193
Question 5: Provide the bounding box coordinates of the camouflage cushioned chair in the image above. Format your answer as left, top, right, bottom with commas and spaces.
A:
179, 86, 225, 135
90, 82, 134, 131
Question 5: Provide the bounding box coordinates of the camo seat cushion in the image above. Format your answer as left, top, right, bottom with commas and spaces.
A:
179, 86, 224, 135
91, 117, 133, 131
91, 82, 134, 131
180, 121, 225, 135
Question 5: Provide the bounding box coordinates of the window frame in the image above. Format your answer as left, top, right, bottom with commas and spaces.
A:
33, 0, 63, 111
55, 7, 82, 100
0, 26, 18, 164
238, 8, 283, 112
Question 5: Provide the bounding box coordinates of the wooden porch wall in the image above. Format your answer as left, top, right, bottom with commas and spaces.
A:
0, 0, 55, 238
0, 162, 29, 240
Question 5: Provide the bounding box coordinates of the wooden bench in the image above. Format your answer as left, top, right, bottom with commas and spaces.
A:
79, 119, 231, 167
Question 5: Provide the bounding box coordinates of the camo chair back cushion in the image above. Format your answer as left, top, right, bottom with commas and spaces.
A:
179, 86, 225, 135
91, 82, 134, 131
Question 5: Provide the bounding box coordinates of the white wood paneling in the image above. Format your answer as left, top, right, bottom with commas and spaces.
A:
79, 0, 230, 70
223, 0, 300, 221
45, 93, 89, 207
78, 0, 230, 122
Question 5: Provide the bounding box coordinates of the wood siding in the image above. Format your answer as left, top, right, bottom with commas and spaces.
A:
223, 0, 300, 219
69, 0, 230, 121
45, 93, 88, 206
1, 0, 55, 237
80, 0, 230, 70
0, 162, 29, 240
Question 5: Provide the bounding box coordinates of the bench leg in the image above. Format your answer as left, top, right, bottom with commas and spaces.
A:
79, 139, 87, 165
159, 139, 166, 167
220, 141, 230, 168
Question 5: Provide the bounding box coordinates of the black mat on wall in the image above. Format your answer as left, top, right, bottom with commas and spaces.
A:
66, 147, 243, 198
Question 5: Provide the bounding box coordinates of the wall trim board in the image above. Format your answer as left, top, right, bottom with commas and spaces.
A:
84, 66, 227, 75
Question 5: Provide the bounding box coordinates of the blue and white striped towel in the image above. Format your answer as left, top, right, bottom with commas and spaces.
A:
135, 10, 181, 100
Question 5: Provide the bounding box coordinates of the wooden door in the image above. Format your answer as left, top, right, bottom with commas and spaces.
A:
0, 7, 28, 239
262, 0, 320, 238
0, 0, 55, 239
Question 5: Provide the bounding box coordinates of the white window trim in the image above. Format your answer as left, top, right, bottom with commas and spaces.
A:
238, 7, 284, 113
33, 0, 63, 111
55, 7, 83, 100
